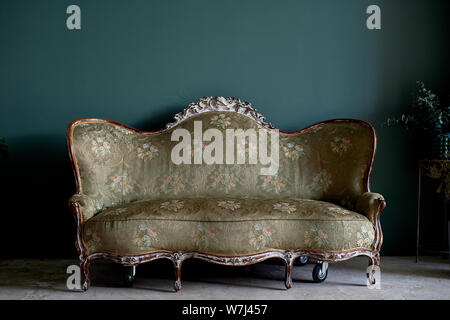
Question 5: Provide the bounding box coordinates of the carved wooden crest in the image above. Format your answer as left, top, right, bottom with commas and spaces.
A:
165, 96, 275, 130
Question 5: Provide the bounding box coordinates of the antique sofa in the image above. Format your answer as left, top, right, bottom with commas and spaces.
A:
68, 96, 386, 291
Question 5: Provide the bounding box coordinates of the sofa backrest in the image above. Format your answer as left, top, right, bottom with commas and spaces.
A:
68, 97, 376, 213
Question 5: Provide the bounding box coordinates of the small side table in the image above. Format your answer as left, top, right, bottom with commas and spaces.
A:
416, 159, 449, 262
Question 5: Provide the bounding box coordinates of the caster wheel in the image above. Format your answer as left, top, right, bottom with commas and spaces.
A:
123, 266, 135, 287
123, 273, 134, 287
298, 256, 308, 266
312, 263, 328, 283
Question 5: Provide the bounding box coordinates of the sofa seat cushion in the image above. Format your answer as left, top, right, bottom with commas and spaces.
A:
83, 198, 375, 255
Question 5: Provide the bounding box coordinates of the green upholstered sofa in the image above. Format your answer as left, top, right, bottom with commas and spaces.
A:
68, 96, 386, 291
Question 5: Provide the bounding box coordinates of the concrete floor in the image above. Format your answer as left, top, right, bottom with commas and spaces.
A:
0, 256, 448, 300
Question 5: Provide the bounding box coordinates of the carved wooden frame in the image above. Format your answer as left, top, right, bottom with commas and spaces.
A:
67, 96, 386, 291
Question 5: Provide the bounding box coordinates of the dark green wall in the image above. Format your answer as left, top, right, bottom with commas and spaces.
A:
0, 0, 448, 257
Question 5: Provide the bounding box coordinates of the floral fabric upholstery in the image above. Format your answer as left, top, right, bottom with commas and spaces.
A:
83, 198, 375, 255
69, 112, 378, 256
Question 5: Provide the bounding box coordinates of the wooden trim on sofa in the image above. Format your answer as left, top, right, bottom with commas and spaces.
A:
67, 96, 384, 291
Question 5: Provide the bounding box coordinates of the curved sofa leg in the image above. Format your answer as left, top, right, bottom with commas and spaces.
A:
172, 252, 183, 292
284, 252, 294, 289
80, 259, 91, 291
368, 253, 380, 267
367, 253, 381, 287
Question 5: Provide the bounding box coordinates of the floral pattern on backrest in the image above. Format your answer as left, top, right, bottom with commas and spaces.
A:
70, 112, 374, 215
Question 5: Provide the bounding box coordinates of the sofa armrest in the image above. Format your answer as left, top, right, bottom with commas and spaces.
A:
68, 194, 97, 222
355, 192, 386, 225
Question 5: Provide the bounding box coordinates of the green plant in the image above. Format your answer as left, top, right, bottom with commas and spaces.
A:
0, 138, 8, 160
385, 81, 450, 136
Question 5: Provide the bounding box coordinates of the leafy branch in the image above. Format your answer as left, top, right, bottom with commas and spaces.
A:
384, 81, 450, 136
